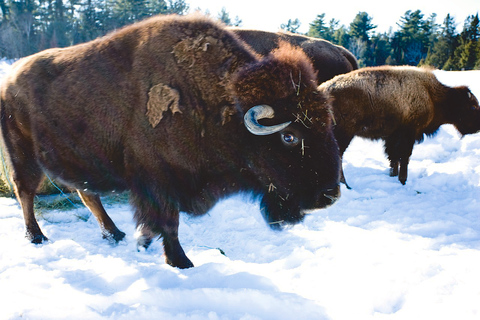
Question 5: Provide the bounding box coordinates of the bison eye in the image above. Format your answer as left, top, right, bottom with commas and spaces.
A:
281, 132, 299, 146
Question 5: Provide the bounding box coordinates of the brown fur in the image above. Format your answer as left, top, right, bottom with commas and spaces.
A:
319, 65, 480, 185
0, 14, 340, 269
231, 28, 358, 83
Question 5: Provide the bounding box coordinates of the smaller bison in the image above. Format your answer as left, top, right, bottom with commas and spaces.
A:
319, 66, 480, 186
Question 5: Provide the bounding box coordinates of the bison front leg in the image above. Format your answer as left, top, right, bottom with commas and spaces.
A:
397, 134, 415, 185
162, 228, 194, 269
385, 128, 415, 185
389, 160, 399, 177
144, 221, 193, 269
133, 199, 193, 269
77, 190, 126, 243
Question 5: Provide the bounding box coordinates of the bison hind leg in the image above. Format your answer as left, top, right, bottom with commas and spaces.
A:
14, 169, 48, 243
135, 224, 156, 250
5, 149, 46, 242
2, 112, 49, 243
77, 191, 126, 244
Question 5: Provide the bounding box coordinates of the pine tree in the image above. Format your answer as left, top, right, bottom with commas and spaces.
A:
349, 12, 376, 42
348, 12, 376, 66
423, 14, 457, 68
165, 0, 189, 15
393, 10, 432, 65
217, 7, 241, 26
280, 18, 301, 33
371, 32, 392, 66
452, 14, 480, 70
308, 13, 328, 38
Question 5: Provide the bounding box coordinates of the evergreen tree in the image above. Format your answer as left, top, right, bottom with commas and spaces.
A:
325, 18, 340, 42
392, 10, 431, 65
110, 0, 149, 29
0, 0, 9, 20
371, 32, 392, 66
349, 11, 376, 42
332, 25, 350, 48
348, 12, 376, 66
217, 7, 241, 26
280, 18, 301, 33
308, 13, 328, 38
165, 0, 189, 15
148, 0, 169, 15
458, 14, 479, 70
446, 14, 480, 70
423, 14, 456, 68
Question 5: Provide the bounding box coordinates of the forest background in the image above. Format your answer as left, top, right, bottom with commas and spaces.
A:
0, 0, 479, 70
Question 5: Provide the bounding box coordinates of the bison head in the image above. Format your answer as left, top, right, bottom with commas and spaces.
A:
230, 42, 341, 228
450, 87, 480, 136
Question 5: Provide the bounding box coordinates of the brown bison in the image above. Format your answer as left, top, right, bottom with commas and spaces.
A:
0, 14, 340, 269
319, 65, 480, 186
231, 29, 358, 84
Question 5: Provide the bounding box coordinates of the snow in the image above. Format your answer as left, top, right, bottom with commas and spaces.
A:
1, 60, 480, 319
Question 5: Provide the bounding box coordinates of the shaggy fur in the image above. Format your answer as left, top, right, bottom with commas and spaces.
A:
319, 65, 480, 185
231, 28, 358, 83
0, 14, 340, 269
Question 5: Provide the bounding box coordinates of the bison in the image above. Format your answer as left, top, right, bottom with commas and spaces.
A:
0, 14, 341, 269
318, 65, 480, 186
231, 28, 358, 84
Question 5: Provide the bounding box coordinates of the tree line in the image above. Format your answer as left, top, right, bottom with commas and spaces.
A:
299, 10, 480, 70
1, 1, 479, 71
0, 0, 190, 58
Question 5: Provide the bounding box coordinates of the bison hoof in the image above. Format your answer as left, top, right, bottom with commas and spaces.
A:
102, 229, 126, 244
389, 167, 399, 177
27, 233, 48, 244
399, 179, 407, 185
166, 255, 194, 269
136, 235, 153, 250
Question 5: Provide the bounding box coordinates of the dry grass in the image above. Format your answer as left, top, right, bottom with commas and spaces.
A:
34, 194, 84, 213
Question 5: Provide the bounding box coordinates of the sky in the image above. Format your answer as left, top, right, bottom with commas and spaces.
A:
187, 0, 479, 34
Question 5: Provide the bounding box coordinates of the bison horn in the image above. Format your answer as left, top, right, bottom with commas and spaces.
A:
244, 105, 291, 136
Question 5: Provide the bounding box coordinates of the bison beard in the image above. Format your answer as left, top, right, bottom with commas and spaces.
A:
0, 14, 340, 269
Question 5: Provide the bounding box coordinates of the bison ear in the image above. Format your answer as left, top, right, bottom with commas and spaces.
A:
146, 83, 182, 128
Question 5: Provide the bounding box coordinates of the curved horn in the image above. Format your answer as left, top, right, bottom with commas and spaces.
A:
244, 105, 291, 136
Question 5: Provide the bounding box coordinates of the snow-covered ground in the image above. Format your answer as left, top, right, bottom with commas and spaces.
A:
1, 60, 479, 319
